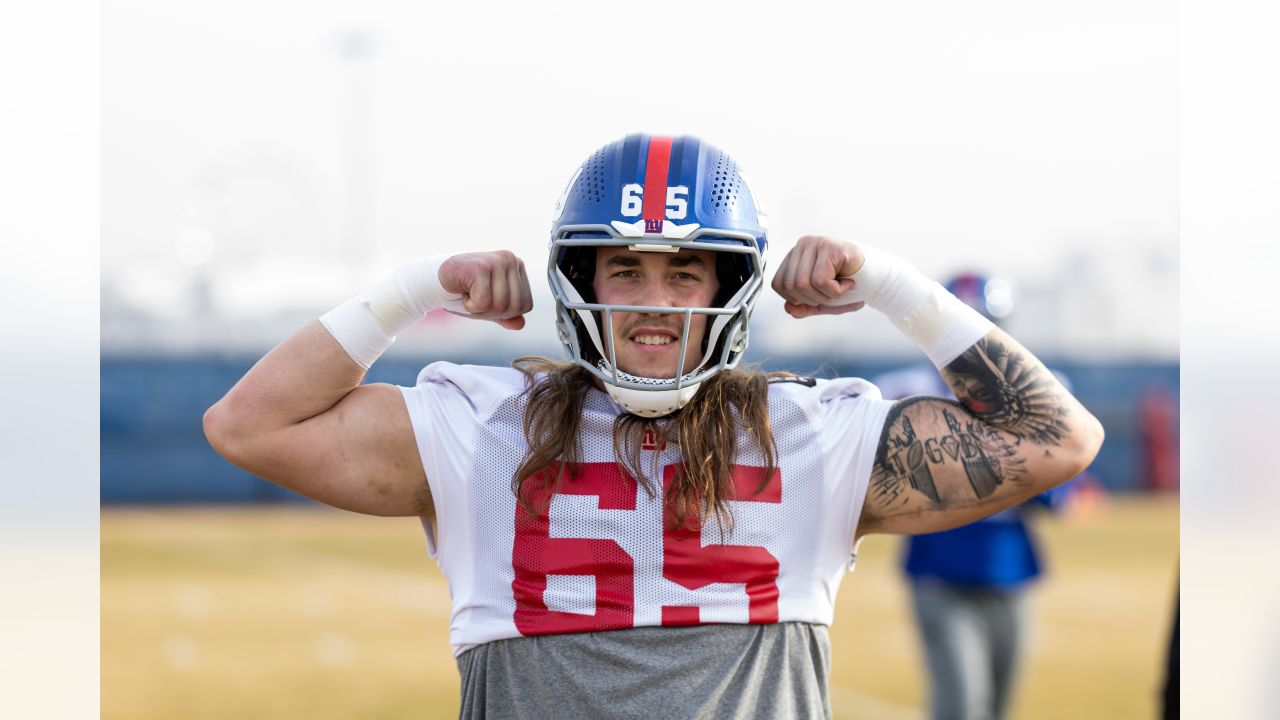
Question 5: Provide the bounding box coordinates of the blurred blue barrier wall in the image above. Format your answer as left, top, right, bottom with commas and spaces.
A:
101, 354, 1178, 504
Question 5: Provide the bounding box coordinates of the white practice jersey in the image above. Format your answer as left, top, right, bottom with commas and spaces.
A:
400, 363, 893, 656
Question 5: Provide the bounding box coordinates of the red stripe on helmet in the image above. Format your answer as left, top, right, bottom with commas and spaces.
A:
641, 135, 673, 228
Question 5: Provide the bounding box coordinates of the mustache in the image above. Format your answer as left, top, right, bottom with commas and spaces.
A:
617, 320, 686, 337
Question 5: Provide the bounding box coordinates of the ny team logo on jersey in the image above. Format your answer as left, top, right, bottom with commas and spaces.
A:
640, 427, 666, 451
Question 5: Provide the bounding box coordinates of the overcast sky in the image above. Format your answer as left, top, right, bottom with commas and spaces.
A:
102, 0, 1177, 355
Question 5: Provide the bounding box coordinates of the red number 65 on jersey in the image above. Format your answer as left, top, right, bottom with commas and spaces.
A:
511, 462, 782, 636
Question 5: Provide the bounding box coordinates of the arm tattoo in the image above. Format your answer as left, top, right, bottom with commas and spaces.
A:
869, 337, 1068, 511
870, 398, 1026, 509
941, 336, 1071, 446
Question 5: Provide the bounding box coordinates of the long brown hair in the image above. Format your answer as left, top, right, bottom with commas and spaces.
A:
511, 356, 780, 533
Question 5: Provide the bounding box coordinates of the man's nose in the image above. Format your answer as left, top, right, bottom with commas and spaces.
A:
635, 277, 676, 308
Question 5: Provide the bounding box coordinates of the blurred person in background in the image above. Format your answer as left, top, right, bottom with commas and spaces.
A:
1161, 587, 1178, 719
875, 272, 1104, 720
203, 134, 1104, 718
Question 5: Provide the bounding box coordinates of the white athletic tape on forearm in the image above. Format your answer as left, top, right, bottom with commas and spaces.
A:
319, 256, 467, 369
897, 283, 995, 367
840, 244, 994, 368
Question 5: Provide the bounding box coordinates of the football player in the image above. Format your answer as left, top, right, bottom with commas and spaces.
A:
205, 133, 1104, 718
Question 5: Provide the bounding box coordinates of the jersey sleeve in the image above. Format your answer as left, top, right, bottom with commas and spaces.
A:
398, 362, 525, 558
810, 378, 896, 547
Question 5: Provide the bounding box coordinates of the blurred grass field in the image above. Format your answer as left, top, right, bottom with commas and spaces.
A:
102, 495, 1177, 719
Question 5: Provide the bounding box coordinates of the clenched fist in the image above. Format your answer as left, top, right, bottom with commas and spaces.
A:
437, 251, 534, 330
770, 235, 866, 318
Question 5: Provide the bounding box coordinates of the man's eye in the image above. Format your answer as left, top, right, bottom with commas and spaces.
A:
673, 273, 700, 281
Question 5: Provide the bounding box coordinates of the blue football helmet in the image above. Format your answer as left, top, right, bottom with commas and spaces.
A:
547, 133, 769, 417
945, 271, 1014, 322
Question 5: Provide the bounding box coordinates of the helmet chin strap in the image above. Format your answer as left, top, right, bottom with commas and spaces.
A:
597, 362, 702, 418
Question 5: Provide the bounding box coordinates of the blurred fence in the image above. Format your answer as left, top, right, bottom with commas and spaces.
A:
101, 354, 1178, 503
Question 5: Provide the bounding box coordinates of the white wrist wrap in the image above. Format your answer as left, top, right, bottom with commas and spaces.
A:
845, 245, 995, 368
319, 256, 466, 369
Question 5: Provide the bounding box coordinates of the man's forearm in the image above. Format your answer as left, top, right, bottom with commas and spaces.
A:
832, 242, 1096, 456
940, 329, 1075, 447
841, 240, 1101, 493
204, 251, 530, 459
772, 236, 1103, 535
208, 255, 463, 436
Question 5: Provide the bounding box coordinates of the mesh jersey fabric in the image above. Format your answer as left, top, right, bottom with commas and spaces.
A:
399, 362, 893, 657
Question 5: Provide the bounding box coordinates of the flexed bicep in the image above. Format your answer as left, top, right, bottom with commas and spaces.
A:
858, 331, 1101, 537
860, 398, 1032, 535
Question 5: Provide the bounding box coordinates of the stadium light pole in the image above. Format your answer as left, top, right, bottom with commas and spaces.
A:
336, 29, 377, 280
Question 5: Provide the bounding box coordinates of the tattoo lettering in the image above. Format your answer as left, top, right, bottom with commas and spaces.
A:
942, 337, 1071, 446
943, 409, 1000, 498
871, 399, 1026, 509
866, 335, 1075, 526
879, 415, 939, 503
